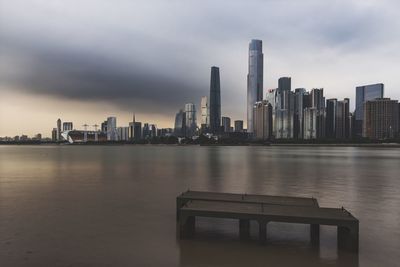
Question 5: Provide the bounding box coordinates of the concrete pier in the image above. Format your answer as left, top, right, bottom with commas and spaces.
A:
177, 191, 359, 252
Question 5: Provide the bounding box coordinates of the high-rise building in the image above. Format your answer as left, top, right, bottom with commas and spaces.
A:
185, 103, 197, 137
363, 98, 399, 139
326, 99, 338, 139
101, 121, 108, 133
129, 114, 142, 141
51, 128, 57, 141
355, 83, 384, 137
336, 98, 350, 139
174, 109, 186, 137
253, 100, 273, 140
311, 88, 326, 139
221, 117, 231, 133
63, 122, 73, 131
304, 108, 317, 139
200, 96, 209, 131
274, 77, 294, 139
117, 127, 129, 141
234, 120, 244, 132
106, 117, 118, 141
56, 118, 62, 141
209, 66, 221, 134
294, 88, 306, 139
247, 39, 263, 133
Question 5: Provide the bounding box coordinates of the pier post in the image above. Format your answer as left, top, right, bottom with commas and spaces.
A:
239, 219, 250, 240
258, 220, 267, 244
179, 216, 196, 239
310, 224, 320, 246
337, 224, 359, 252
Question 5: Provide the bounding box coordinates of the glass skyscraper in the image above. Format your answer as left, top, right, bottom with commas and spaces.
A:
247, 39, 263, 133
355, 83, 384, 137
209, 66, 221, 134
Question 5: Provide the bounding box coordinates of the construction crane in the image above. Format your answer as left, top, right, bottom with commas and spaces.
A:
92, 124, 99, 131
82, 124, 89, 131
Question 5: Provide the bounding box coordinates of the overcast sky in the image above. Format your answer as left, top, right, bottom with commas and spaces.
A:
1, 0, 399, 136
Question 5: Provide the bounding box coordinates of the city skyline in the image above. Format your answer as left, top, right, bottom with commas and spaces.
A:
1, 1, 400, 136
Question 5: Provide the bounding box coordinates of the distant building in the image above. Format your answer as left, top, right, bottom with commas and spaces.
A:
336, 99, 350, 139
311, 88, 326, 139
234, 120, 244, 132
142, 123, 150, 139
56, 118, 62, 141
363, 98, 399, 139
185, 103, 197, 137
106, 117, 118, 141
326, 99, 338, 139
221, 117, 231, 133
34, 133, 42, 141
63, 122, 73, 131
304, 108, 317, 139
174, 109, 186, 137
253, 100, 273, 140
200, 96, 209, 131
129, 115, 142, 141
117, 127, 129, 141
209, 66, 221, 134
101, 121, 108, 133
294, 88, 306, 139
247, 39, 263, 133
355, 83, 384, 137
52, 128, 57, 141
62, 130, 107, 144
274, 77, 294, 139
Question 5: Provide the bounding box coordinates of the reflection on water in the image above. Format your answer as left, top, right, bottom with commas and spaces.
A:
0, 145, 399, 266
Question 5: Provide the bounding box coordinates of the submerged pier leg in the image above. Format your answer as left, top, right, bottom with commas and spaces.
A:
337, 224, 359, 252
239, 219, 250, 240
310, 224, 320, 246
180, 216, 196, 239
258, 220, 267, 244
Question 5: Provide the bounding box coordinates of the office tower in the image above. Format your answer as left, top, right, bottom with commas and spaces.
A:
355, 83, 384, 137
326, 99, 338, 138
200, 96, 209, 130
247, 39, 263, 133
51, 128, 57, 141
311, 88, 326, 139
56, 118, 62, 141
274, 77, 294, 139
129, 114, 142, 141
363, 98, 399, 139
106, 117, 118, 141
253, 100, 273, 140
184, 103, 197, 137
304, 108, 317, 139
294, 88, 306, 139
174, 109, 186, 137
234, 120, 244, 132
336, 98, 350, 139
209, 66, 221, 134
117, 127, 129, 141
221, 117, 231, 133
142, 123, 150, 139
63, 122, 73, 131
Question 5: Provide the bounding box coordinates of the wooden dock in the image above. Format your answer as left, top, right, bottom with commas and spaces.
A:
177, 191, 359, 252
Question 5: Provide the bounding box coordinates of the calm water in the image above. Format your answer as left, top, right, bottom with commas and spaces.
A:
0, 145, 399, 267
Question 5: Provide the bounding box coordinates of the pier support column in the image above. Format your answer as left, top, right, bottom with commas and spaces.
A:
258, 221, 267, 244
310, 224, 320, 246
179, 216, 195, 239
337, 225, 359, 252
239, 219, 250, 240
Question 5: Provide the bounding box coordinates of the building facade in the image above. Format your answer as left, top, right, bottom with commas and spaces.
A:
247, 39, 263, 133
200, 96, 209, 131
174, 109, 186, 137
209, 66, 221, 134
185, 103, 197, 137
253, 100, 273, 140
221, 117, 231, 133
234, 120, 244, 132
106, 117, 118, 141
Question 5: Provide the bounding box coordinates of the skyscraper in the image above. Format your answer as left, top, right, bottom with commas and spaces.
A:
221, 117, 231, 133
106, 117, 118, 141
209, 66, 221, 134
174, 109, 186, 137
247, 39, 263, 133
355, 83, 384, 137
274, 77, 294, 139
129, 114, 142, 141
200, 96, 209, 130
294, 88, 306, 139
56, 118, 62, 141
185, 103, 197, 137
234, 120, 244, 132
326, 98, 338, 138
253, 100, 273, 140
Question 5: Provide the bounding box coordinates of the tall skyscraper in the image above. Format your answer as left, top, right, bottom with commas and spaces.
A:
56, 118, 62, 141
363, 98, 399, 139
294, 88, 306, 139
185, 103, 197, 137
274, 77, 294, 139
209, 66, 221, 134
355, 83, 384, 137
247, 39, 263, 133
174, 109, 186, 137
326, 99, 338, 138
129, 114, 142, 141
200, 96, 209, 130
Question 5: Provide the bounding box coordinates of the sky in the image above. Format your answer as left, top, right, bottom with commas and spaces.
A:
1, 0, 400, 137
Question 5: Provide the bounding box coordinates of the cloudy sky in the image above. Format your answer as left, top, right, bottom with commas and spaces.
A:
1, 0, 399, 136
